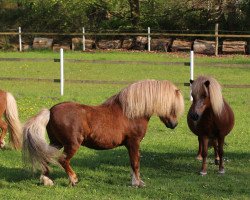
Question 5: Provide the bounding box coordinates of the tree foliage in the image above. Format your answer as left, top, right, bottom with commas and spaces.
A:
0, 0, 249, 32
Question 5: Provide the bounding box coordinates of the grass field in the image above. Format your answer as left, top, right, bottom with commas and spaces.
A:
0, 51, 249, 200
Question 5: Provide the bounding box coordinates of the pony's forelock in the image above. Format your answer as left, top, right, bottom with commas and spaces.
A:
104, 80, 184, 119
192, 76, 224, 116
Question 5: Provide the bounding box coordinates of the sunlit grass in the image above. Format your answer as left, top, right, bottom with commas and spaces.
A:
0, 51, 249, 199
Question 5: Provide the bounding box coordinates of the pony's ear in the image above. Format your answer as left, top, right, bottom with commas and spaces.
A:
204, 80, 210, 88
190, 79, 194, 84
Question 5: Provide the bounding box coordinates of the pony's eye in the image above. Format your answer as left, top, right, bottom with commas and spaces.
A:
201, 95, 207, 99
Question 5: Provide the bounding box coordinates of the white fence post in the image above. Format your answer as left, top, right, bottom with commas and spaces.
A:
82, 27, 86, 51
148, 27, 151, 52
215, 23, 219, 56
18, 27, 22, 52
60, 48, 64, 96
190, 50, 194, 101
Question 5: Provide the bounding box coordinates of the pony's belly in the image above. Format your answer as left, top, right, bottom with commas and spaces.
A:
83, 133, 124, 150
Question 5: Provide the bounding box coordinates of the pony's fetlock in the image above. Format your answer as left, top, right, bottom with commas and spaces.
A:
214, 159, 220, 165
196, 155, 202, 161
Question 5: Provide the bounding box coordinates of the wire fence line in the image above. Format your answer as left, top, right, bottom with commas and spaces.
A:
0, 77, 249, 88
0, 57, 249, 68
0, 55, 249, 89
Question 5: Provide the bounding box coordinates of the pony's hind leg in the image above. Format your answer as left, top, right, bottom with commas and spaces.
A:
126, 139, 145, 187
0, 119, 7, 148
196, 137, 203, 160
40, 142, 63, 186
59, 145, 80, 186
40, 165, 54, 186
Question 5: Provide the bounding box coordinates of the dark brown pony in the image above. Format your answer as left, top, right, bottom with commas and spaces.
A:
0, 90, 22, 149
187, 76, 234, 175
23, 80, 184, 186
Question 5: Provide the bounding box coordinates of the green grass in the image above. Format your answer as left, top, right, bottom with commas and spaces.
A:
0, 51, 249, 200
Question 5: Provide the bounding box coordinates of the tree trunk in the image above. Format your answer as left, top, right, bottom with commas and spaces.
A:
128, 0, 140, 27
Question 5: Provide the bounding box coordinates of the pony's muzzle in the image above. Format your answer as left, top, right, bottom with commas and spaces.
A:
190, 112, 199, 121
166, 122, 178, 129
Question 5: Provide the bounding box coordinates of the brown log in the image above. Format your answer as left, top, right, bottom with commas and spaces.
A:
222, 40, 247, 54
151, 38, 172, 52
97, 40, 122, 49
72, 38, 95, 50
171, 39, 192, 52
53, 44, 71, 51
134, 36, 147, 50
33, 37, 53, 49
0, 36, 10, 48
193, 39, 215, 55
122, 38, 134, 49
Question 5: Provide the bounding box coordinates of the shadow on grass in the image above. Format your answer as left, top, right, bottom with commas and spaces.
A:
0, 148, 248, 184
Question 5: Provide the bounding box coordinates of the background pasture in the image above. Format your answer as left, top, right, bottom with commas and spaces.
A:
0, 51, 249, 199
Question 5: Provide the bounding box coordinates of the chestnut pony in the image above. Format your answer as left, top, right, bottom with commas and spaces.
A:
0, 90, 22, 149
187, 76, 234, 175
23, 79, 184, 186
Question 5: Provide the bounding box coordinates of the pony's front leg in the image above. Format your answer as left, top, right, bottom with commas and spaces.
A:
200, 136, 209, 175
218, 136, 225, 174
196, 136, 203, 160
126, 140, 145, 187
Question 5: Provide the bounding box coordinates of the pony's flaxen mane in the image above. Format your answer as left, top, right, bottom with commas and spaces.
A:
192, 76, 224, 116
104, 80, 184, 119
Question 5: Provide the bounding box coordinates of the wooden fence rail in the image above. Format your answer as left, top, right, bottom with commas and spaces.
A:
1, 32, 250, 38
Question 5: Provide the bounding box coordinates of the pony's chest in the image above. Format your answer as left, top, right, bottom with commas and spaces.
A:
194, 115, 218, 135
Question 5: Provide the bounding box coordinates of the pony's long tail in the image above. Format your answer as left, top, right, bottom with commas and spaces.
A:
22, 109, 61, 172
5, 92, 22, 149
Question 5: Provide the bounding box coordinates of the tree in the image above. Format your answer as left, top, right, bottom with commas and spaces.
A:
127, 0, 140, 27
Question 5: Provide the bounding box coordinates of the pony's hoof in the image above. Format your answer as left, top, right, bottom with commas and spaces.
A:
69, 181, 78, 187
218, 169, 225, 174
69, 177, 78, 186
200, 171, 207, 176
132, 180, 146, 187
40, 175, 54, 186
139, 180, 146, 187
0, 140, 5, 148
214, 159, 220, 165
